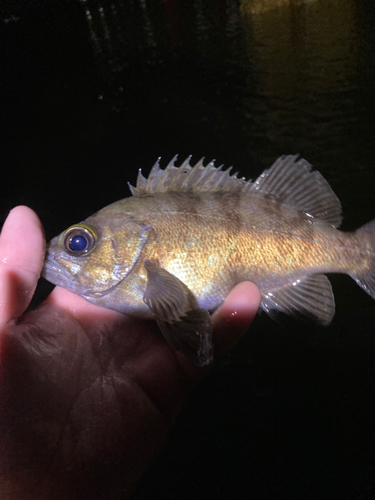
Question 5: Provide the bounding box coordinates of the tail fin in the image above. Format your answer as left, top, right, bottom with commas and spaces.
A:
350, 219, 375, 299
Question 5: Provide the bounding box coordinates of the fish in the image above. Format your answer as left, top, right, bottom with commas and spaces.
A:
42, 155, 375, 366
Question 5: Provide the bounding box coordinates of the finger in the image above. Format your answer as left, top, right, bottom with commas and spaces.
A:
45, 285, 124, 325
212, 281, 261, 359
0, 206, 45, 325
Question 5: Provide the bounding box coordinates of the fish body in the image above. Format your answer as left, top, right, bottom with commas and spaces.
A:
42, 155, 375, 366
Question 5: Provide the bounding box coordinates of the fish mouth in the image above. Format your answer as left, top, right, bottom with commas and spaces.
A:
42, 255, 84, 290
42, 255, 130, 298
42, 255, 77, 283
42, 255, 106, 296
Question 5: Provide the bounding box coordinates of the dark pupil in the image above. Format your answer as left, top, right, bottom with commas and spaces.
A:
69, 234, 88, 252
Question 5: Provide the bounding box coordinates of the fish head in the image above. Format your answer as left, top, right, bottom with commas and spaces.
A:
42, 210, 152, 298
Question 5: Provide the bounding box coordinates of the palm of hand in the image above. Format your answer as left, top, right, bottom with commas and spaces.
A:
0, 207, 260, 500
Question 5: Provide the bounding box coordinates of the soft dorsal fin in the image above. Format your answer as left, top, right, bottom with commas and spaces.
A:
128, 155, 252, 196
249, 155, 342, 227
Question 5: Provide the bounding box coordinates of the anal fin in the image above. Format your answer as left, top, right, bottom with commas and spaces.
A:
261, 274, 335, 326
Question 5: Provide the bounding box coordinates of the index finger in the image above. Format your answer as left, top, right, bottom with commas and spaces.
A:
212, 281, 261, 359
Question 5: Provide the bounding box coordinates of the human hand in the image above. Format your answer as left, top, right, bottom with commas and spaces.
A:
0, 206, 261, 500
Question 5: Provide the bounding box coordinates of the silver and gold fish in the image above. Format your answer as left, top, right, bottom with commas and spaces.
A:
42, 155, 375, 366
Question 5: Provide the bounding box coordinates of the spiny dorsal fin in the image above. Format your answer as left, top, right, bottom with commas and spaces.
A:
128, 154, 342, 228
249, 155, 342, 227
128, 155, 252, 196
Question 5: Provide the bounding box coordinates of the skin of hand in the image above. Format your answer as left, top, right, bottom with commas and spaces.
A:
0, 206, 261, 500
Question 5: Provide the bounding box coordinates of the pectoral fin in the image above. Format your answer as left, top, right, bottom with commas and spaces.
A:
143, 260, 213, 366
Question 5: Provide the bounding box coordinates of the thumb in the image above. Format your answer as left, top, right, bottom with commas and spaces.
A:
0, 206, 45, 326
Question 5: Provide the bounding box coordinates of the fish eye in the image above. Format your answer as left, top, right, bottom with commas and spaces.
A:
63, 225, 97, 256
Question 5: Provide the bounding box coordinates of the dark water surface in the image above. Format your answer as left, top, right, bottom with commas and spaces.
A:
2, 0, 375, 498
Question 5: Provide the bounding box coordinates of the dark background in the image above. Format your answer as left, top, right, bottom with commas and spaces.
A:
2, 0, 375, 498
